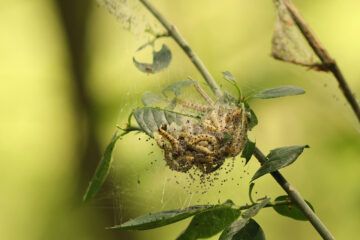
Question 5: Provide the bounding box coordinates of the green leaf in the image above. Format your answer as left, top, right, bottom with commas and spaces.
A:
252, 86, 305, 99
241, 139, 256, 165
219, 218, 266, 240
251, 145, 309, 181
162, 80, 195, 97
223, 133, 234, 144
83, 133, 120, 202
222, 71, 235, 82
222, 71, 242, 102
248, 183, 256, 204
273, 195, 315, 221
132, 107, 184, 138
241, 198, 271, 219
176, 205, 241, 240
141, 92, 166, 106
133, 44, 172, 73
110, 200, 235, 231
243, 104, 258, 131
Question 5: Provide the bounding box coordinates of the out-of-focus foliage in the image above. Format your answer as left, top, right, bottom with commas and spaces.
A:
1, 0, 360, 240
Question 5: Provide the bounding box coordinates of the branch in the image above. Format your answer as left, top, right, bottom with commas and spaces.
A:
254, 147, 335, 240
139, 0, 224, 100
138, 1, 335, 239
283, 0, 360, 122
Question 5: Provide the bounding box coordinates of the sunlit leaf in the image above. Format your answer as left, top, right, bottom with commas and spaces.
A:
241, 139, 256, 165
132, 107, 184, 138
273, 195, 315, 221
252, 86, 305, 99
83, 133, 120, 202
251, 145, 309, 181
219, 218, 266, 240
133, 44, 172, 73
110, 200, 235, 231
241, 198, 270, 219
162, 80, 195, 97
271, 0, 316, 67
176, 204, 240, 240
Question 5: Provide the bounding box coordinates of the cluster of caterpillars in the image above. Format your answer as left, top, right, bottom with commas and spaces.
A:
156, 93, 248, 174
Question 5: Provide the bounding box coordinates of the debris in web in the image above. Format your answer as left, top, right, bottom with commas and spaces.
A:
271, 0, 317, 67
133, 44, 172, 74
97, 0, 163, 38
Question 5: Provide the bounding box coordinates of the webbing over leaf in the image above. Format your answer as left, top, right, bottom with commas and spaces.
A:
133, 44, 172, 73
271, 0, 316, 67
132, 107, 184, 138
110, 200, 235, 231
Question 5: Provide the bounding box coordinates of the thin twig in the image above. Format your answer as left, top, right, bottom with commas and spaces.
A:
254, 147, 335, 240
138, 1, 335, 239
282, 0, 360, 122
188, 77, 215, 106
139, 0, 224, 100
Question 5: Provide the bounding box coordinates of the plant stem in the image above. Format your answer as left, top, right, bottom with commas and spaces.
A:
141, 106, 201, 120
139, 1, 335, 239
282, 0, 360, 122
253, 147, 335, 240
237, 199, 289, 210
189, 77, 215, 106
139, 0, 224, 100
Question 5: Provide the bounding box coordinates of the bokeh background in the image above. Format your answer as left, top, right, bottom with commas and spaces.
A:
1, 0, 359, 239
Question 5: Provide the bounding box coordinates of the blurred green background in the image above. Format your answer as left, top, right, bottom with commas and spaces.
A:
1, 0, 359, 239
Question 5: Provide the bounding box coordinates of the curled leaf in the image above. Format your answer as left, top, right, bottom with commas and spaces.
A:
271, 0, 316, 67
248, 182, 256, 204
133, 44, 172, 73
